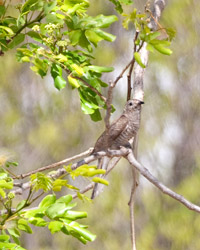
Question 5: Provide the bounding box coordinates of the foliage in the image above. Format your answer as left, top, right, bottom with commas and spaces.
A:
0, 0, 174, 122
0, 158, 108, 248
0, 0, 176, 249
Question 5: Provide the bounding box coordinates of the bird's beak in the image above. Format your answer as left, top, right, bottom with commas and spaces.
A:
139, 101, 144, 105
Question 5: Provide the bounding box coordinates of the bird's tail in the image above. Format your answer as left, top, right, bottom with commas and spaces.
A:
91, 156, 110, 199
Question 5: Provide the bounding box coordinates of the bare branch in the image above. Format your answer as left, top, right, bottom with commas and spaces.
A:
13, 151, 106, 195
113, 58, 135, 87
133, 0, 166, 101
104, 80, 114, 130
126, 150, 200, 213
15, 148, 94, 179
127, 31, 139, 101
72, 183, 94, 199
11, 145, 200, 214
149, 0, 166, 30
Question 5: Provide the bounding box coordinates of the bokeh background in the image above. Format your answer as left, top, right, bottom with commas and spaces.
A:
1, 0, 200, 249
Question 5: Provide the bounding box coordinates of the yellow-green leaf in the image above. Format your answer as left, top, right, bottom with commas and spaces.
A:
134, 52, 146, 68
92, 177, 109, 186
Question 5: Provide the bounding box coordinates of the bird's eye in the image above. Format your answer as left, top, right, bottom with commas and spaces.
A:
129, 102, 133, 106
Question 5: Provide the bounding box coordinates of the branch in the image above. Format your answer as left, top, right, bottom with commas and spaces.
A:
71, 75, 106, 102
126, 149, 200, 213
8, 11, 44, 44
13, 151, 107, 195
127, 31, 139, 101
113, 59, 134, 87
15, 148, 94, 179
11, 145, 200, 214
72, 183, 94, 199
104, 80, 114, 130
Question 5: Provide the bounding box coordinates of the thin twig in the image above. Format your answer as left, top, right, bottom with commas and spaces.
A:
129, 168, 137, 250
72, 183, 94, 199
127, 31, 139, 101
104, 80, 114, 130
72, 75, 106, 102
103, 80, 115, 152
13, 151, 106, 195
12, 11, 44, 39
128, 133, 139, 250
113, 58, 135, 87
15, 148, 94, 179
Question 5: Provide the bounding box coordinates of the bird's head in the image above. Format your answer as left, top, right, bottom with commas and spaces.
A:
125, 99, 144, 112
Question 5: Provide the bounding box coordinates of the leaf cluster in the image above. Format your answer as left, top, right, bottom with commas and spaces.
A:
0, 0, 118, 121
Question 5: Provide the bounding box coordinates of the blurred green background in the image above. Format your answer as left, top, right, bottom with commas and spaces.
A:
1, 0, 200, 249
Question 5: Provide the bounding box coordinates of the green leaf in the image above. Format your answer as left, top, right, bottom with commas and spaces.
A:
0, 179, 13, 189
0, 172, 8, 180
71, 64, 84, 76
27, 31, 42, 43
30, 58, 49, 78
18, 219, 33, 234
166, 27, 176, 41
50, 63, 62, 78
94, 29, 116, 42
29, 217, 47, 227
108, 0, 123, 13
145, 31, 161, 42
149, 39, 171, 46
80, 101, 95, 115
39, 194, 56, 208
0, 25, 14, 35
5, 161, 18, 167
85, 30, 103, 47
44, 1, 57, 14
24, 208, 45, 219
65, 210, 87, 220
87, 65, 114, 73
85, 169, 106, 177
92, 177, 109, 186
90, 108, 102, 121
134, 52, 146, 68
0, 235, 10, 242
21, 0, 43, 14
50, 63, 66, 90
30, 172, 52, 191
146, 43, 155, 53
68, 75, 80, 88
153, 44, 173, 55
119, 0, 133, 4
78, 32, 91, 51
69, 30, 82, 46
52, 179, 68, 192
48, 221, 63, 234
54, 76, 67, 90
0, 188, 6, 198
16, 200, 27, 211
56, 195, 73, 205
46, 13, 64, 24
46, 202, 69, 219
69, 221, 96, 241
7, 228, 20, 238
82, 15, 118, 29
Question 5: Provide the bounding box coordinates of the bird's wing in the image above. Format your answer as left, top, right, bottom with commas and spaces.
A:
93, 115, 128, 153
108, 114, 128, 140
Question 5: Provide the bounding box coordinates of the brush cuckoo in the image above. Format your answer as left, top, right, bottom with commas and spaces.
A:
91, 99, 144, 199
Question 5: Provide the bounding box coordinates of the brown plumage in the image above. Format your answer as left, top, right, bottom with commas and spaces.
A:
93, 99, 143, 153
91, 99, 144, 199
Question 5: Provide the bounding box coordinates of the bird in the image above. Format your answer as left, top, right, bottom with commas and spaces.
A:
91, 99, 144, 199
